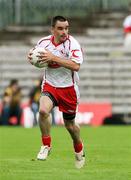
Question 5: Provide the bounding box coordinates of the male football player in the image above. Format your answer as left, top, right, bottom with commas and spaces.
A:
28, 15, 85, 169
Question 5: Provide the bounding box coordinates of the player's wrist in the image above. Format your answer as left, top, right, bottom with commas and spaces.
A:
51, 55, 59, 62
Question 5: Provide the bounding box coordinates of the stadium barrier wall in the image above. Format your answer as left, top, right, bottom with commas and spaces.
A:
54, 103, 112, 126
0, 102, 112, 127
1, 102, 129, 126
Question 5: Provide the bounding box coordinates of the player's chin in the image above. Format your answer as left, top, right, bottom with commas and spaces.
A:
60, 36, 67, 42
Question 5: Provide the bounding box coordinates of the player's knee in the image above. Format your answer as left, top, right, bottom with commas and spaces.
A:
39, 108, 49, 118
65, 124, 74, 133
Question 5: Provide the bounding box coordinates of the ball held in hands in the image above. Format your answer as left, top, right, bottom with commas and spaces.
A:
30, 47, 48, 68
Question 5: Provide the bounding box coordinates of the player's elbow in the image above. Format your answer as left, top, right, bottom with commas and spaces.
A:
73, 64, 80, 72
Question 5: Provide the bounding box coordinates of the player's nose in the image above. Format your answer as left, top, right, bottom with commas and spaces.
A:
62, 29, 67, 35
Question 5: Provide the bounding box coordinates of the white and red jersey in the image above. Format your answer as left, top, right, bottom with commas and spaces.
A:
36, 35, 83, 88
123, 15, 131, 33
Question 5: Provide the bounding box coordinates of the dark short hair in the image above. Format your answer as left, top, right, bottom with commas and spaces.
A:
51, 15, 67, 27
10, 79, 18, 86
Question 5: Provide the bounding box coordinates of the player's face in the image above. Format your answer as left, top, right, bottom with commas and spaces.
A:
12, 83, 19, 92
52, 20, 69, 44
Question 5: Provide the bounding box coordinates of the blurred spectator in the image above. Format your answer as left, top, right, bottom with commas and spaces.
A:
123, 3, 131, 48
0, 79, 22, 125
29, 79, 41, 125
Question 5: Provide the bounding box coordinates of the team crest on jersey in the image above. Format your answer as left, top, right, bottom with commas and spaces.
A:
60, 49, 69, 58
71, 50, 80, 58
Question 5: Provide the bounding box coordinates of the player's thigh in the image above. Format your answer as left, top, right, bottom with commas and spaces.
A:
63, 113, 76, 126
39, 95, 53, 114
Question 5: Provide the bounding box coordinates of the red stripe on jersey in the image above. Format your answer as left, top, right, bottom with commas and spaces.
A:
66, 36, 71, 50
51, 35, 70, 47
51, 36, 62, 47
48, 62, 61, 68
72, 71, 74, 84
38, 38, 51, 45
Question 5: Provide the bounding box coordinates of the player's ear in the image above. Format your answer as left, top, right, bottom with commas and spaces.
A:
51, 27, 54, 34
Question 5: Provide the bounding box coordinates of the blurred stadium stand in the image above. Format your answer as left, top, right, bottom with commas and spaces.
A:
0, 0, 131, 29
0, 0, 131, 124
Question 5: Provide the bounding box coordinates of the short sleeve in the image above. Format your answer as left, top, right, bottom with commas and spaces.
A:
69, 36, 83, 64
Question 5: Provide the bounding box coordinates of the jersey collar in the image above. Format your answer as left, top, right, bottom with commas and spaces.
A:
51, 35, 69, 47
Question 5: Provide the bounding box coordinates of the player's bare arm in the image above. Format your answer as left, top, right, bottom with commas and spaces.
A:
38, 50, 80, 71
52, 55, 80, 71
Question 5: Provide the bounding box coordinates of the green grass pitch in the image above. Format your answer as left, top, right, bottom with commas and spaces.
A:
0, 126, 131, 180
